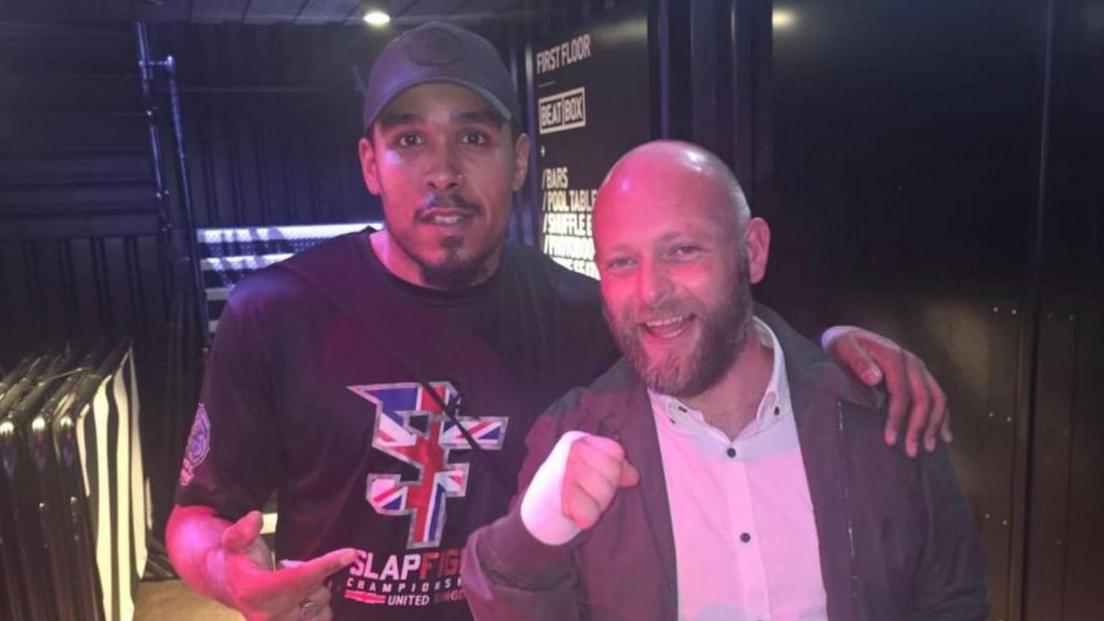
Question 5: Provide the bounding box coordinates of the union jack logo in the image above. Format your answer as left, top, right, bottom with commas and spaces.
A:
348, 382, 508, 549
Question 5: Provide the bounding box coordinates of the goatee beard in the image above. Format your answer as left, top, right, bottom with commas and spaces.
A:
419, 241, 492, 289
389, 193, 498, 290
392, 231, 499, 291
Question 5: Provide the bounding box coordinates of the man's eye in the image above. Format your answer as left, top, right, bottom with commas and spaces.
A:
460, 131, 489, 145
397, 133, 423, 147
671, 245, 701, 259
605, 257, 636, 271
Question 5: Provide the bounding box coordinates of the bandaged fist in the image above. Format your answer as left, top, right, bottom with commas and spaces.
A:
562, 435, 640, 530
520, 431, 640, 545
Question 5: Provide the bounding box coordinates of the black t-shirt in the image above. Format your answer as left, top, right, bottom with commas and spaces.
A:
176, 232, 617, 619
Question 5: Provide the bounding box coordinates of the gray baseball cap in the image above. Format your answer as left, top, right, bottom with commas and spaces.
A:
362, 21, 521, 131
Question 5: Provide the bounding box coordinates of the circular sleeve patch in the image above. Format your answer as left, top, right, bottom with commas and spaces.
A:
179, 404, 211, 486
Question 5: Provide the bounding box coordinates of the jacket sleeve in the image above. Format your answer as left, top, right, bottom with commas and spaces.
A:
462, 392, 589, 621
907, 444, 990, 621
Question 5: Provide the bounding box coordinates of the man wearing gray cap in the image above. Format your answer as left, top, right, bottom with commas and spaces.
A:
166, 21, 951, 621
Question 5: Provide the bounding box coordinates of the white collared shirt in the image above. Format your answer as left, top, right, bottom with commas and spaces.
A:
649, 317, 827, 621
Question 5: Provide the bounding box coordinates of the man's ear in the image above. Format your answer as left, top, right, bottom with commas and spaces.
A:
511, 132, 531, 192
744, 217, 771, 284
359, 135, 382, 196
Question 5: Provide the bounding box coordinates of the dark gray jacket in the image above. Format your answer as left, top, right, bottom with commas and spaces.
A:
462, 306, 988, 621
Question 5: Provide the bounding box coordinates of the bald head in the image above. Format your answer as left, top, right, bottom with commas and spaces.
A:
593, 140, 770, 399
596, 140, 751, 240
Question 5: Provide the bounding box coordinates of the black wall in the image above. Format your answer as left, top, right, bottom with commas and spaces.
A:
0, 22, 167, 369
1022, 1, 1103, 618
0, 22, 178, 539
764, 4, 1048, 616
759, 1, 1104, 620
147, 22, 386, 229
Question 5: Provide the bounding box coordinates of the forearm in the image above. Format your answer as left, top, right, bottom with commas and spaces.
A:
462, 512, 581, 621
461, 405, 592, 618
166, 504, 234, 604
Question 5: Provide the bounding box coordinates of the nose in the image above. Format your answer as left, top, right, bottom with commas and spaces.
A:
637, 259, 673, 307
425, 143, 463, 192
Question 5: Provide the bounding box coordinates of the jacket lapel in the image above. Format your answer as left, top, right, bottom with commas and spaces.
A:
761, 307, 857, 621
789, 368, 855, 621
587, 309, 871, 621
595, 369, 679, 620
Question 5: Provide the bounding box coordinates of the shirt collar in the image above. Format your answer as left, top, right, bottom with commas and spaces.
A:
648, 316, 792, 440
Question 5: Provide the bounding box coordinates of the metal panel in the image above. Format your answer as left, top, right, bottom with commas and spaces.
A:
1024, 308, 1078, 619
0, 75, 144, 115
1024, 0, 1104, 616
0, 213, 161, 240
0, 0, 369, 24
245, 0, 315, 24
188, 0, 252, 23
0, 22, 174, 537
1060, 298, 1104, 621
689, 0, 724, 157
0, 113, 149, 151
147, 23, 386, 228
762, 4, 1054, 620
298, 0, 364, 24
134, 0, 191, 22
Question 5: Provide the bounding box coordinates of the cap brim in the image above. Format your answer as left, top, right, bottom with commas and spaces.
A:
364, 77, 514, 130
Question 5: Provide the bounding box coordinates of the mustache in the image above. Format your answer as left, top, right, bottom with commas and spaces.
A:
417, 194, 480, 217
625, 300, 697, 325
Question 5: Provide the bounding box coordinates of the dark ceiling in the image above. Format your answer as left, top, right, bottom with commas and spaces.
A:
0, 0, 528, 25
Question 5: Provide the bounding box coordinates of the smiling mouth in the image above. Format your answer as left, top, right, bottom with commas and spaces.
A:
421, 209, 476, 227
641, 314, 694, 339
427, 213, 466, 226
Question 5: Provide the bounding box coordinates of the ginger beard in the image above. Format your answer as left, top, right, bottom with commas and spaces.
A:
604, 247, 755, 399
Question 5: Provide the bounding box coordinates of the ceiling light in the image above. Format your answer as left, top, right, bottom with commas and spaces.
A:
364, 11, 391, 27
772, 9, 796, 29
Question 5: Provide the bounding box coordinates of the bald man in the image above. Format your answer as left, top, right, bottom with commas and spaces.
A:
461, 141, 988, 621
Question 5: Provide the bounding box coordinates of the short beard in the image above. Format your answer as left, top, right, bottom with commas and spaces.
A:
605, 256, 755, 399
417, 236, 497, 289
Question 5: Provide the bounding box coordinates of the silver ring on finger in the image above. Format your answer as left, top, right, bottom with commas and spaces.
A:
298, 599, 323, 620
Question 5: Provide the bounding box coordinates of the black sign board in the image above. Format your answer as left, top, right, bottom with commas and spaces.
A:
532, 3, 650, 277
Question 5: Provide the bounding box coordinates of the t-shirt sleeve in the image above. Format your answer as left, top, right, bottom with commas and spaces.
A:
174, 283, 285, 521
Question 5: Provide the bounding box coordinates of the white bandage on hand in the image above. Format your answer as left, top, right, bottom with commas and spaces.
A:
520, 430, 591, 545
